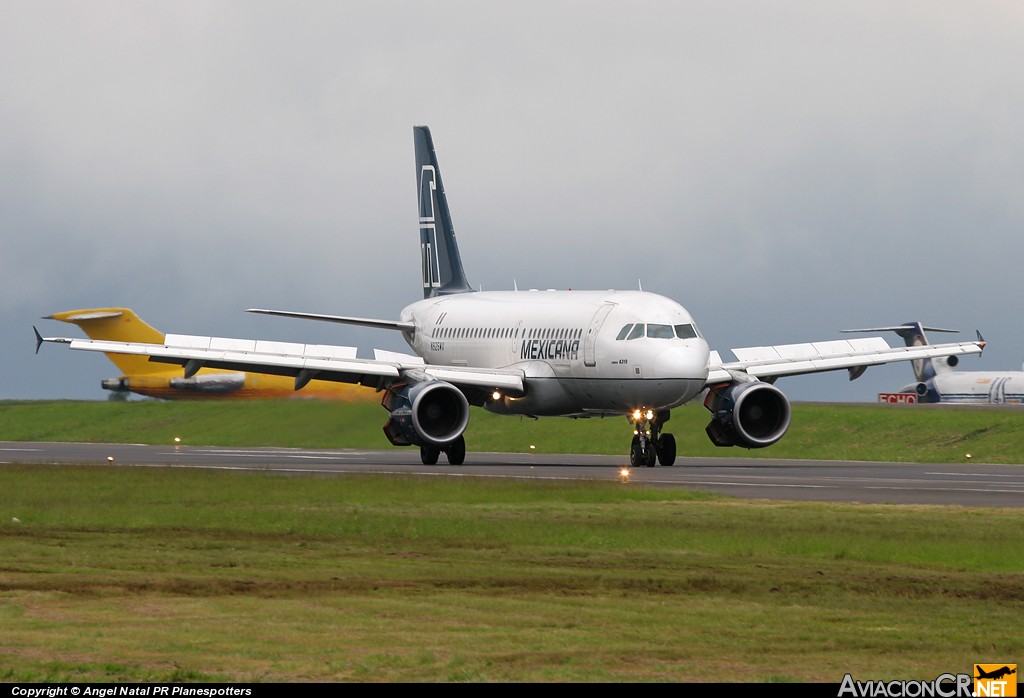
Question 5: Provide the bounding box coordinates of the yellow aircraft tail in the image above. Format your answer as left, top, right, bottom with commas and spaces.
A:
46, 308, 168, 376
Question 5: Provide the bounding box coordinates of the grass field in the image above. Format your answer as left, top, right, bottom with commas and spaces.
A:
0, 400, 1021, 682
1, 465, 1021, 682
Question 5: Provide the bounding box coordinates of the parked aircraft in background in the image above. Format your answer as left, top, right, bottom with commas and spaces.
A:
41, 308, 373, 402
843, 322, 1018, 405
37, 127, 986, 465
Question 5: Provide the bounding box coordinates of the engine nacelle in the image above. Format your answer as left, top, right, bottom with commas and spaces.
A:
703, 381, 791, 449
914, 380, 940, 403
101, 378, 129, 392
169, 373, 246, 393
381, 380, 470, 448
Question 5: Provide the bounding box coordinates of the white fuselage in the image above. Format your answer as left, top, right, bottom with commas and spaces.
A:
904, 371, 1024, 405
399, 289, 710, 416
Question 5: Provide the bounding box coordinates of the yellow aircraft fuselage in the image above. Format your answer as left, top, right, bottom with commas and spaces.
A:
47, 308, 374, 402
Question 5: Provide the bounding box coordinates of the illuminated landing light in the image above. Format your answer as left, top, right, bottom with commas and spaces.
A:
492, 391, 502, 401
632, 409, 642, 421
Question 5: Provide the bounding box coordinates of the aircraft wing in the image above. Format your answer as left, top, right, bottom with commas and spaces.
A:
246, 308, 416, 332
706, 336, 985, 386
38, 332, 525, 395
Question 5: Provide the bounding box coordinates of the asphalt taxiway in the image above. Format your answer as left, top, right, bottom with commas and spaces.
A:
2, 441, 1022, 507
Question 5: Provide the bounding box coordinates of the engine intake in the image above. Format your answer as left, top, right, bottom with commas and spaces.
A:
704, 381, 791, 448
381, 380, 470, 448
914, 380, 941, 403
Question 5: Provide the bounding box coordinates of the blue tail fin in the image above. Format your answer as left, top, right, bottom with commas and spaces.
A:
414, 126, 472, 299
841, 322, 958, 382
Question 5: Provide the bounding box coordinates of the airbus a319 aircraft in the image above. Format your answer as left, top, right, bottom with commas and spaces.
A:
37, 127, 986, 466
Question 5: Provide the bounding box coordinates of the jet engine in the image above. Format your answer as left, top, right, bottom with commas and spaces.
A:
381, 380, 470, 448
913, 381, 940, 403
703, 381, 791, 448
169, 373, 246, 393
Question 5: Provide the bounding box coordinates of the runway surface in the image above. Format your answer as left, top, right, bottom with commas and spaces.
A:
2, 440, 1022, 507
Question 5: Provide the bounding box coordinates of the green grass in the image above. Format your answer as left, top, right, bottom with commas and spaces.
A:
1, 400, 1021, 682
3, 399, 1024, 463
0, 465, 1020, 682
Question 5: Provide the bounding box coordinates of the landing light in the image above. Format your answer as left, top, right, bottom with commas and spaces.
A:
645, 409, 654, 421
492, 391, 502, 401
632, 409, 642, 421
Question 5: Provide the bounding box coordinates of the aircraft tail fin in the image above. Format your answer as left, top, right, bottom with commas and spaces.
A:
45, 308, 168, 375
841, 322, 959, 382
414, 126, 472, 299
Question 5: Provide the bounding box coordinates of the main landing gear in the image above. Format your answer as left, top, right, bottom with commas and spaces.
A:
628, 409, 676, 467
419, 434, 467, 466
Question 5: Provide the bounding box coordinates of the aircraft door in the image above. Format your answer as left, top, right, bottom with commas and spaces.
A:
583, 303, 616, 367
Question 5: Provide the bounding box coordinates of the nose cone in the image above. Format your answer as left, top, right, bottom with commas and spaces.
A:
653, 342, 710, 379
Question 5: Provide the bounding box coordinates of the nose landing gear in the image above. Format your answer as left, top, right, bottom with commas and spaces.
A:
628, 409, 676, 467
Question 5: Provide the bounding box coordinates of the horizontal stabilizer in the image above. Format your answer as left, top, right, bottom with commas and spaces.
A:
841, 325, 958, 334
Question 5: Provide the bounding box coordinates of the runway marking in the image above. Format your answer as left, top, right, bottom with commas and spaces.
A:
866, 485, 1024, 494
176, 448, 380, 458
925, 471, 1023, 479
645, 479, 832, 489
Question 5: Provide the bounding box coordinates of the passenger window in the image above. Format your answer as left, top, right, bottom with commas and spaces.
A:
626, 324, 645, 340
646, 324, 674, 339
616, 324, 633, 341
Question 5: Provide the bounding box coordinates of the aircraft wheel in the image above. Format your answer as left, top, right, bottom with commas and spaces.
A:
420, 446, 440, 465
645, 444, 657, 467
658, 433, 676, 467
629, 436, 642, 468
446, 435, 466, 465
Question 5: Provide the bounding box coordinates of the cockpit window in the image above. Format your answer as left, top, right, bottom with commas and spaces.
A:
674, 324, 698, 339
617, 322, 703, 340
646, 324, 674, 339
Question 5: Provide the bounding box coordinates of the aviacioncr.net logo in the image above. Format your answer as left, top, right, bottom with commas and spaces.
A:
838, 673, 973, 697
974, 664, 1017, 697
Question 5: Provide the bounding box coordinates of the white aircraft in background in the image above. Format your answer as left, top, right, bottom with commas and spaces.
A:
843, 322, 1016, 405
37, 127, 986, 466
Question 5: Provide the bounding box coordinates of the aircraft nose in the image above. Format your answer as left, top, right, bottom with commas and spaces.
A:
654, 344, 709, 379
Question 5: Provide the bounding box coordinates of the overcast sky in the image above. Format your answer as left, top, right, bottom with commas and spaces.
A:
3, 1, 1023, 406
